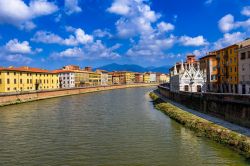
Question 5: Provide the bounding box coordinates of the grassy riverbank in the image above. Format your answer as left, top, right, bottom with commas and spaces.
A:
149, 91, 250, 158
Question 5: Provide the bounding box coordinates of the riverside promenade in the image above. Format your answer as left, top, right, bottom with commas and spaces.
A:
0, 83, 158, 107
154, 90, 250, 137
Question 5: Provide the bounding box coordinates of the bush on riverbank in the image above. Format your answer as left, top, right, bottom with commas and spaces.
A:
149, 91, 250, 158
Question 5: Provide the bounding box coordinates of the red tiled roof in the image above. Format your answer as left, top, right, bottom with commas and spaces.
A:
0, 66, 56, 74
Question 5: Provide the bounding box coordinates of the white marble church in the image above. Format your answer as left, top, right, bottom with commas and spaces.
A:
170, 60, 206, 93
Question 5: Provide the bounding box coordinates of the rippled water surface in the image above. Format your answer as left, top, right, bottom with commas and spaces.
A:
0, 87, 249, 166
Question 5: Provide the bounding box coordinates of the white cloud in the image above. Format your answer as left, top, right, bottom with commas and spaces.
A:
65, 0, 82, 15
107, 0, 130, 15
126, 34, 176, 58
241, 6, 250, 17
5, 39, 32, 54
75, 28, 93, 44
107, 0, 160, 38
157, 21, 175, 32
218, 14, 235, 32
0, 0, 58, 30
53, 47, 83, 58
32, 28, 93, 46
218, 13, 250, 33
51, 40, 120, 60
179, 35, 208, 46
93, 29, 113, 38
213, 31, 246, 49
2, 54, 32, 64
32, 31, 64, 44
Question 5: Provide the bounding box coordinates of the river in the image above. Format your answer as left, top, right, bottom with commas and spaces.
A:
0, 87, 249, 166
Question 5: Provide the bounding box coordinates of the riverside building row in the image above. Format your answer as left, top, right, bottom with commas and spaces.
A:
169, 38, 250, 94
0, 65, 169, 93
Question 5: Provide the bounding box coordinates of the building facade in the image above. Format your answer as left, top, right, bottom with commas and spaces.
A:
143, 73, 150, 83
149, 73, 156, 83
238, 45, 250, 94
170, 56, 205, 93
135, 73, 144, 83
54, 70, 75, 88
199, 52, 218, 92
0, 66, 59, 93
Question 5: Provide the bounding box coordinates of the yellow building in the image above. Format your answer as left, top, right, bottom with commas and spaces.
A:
216, 45, 238, 93
143, 73, 150, 83
0, 66, 59, 93
124, 72, 135, 84
88, 72, 101, 86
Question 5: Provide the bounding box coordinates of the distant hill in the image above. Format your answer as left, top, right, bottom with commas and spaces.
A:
95, 63, 170, 73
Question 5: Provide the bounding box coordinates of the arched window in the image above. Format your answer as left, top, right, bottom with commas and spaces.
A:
197, 85, 201, 92
184, 85, 189, 91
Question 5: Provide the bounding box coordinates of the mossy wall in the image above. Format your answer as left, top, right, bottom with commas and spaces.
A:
149, 92, 250, 158
158, 86, 250, 128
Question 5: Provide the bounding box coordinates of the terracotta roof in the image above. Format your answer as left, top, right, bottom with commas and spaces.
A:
0, 66, 57, 74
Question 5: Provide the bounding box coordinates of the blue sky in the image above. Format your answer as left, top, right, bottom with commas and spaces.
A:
0, 0, 250, 69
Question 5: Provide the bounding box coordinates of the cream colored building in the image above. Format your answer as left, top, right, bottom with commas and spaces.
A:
238, 45, 250, 94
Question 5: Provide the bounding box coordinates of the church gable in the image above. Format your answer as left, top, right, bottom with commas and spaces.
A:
193, 69, 204, 80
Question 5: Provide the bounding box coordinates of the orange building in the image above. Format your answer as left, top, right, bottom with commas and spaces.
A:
199, 52, 218, 92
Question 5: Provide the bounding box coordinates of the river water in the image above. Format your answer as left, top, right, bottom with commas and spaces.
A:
0, 87, 249, 166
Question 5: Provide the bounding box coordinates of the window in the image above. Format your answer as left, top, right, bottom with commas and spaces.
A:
197, 85, 201, 92
241, 52, 246, 60
7, 72, 9, 75
7, 88, 10, 91
248, 51, 250, 58
13, 87, 16, 90
27, 79, 29, 84
30, 79, 32, 84
14, 79, 16, 84
242, 64, 245, 71
7, 79, 10, 84
235, 67, 237, 72
14, 72, 16, 75
184, 85, 189, 91
0, 79, 1, 84
20, 79, 22, 84
20, 72, 22, 76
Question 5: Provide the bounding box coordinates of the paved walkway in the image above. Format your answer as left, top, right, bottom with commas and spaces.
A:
155, 91, 250, 137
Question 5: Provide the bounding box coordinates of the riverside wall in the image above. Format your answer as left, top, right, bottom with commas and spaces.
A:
158, 86, 250, 128
0, 84, 157, 107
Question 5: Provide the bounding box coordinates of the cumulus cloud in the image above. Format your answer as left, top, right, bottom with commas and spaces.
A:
0, 38, 42, 64
218, 13, 250, 33
93, 29, 113, 38
157, 21, 175, 32
5, 39, 32, 54
32, 28, 93, 46
218, 14, 235, 32
51, 40, 120, 60
2, 54, 33, 64
179, 35, 208, 46
65, 0, 82, 15
213, 31, 246, 49
107, 0, 160, 38
0, 0, 58, 30
126, 34, 176, 58
107, 0, 130, 15
241, 6, 250, 17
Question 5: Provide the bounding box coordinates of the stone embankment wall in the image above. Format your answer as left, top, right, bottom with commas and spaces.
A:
158, 86, 250, 128
0, 84, 157, 107
149, 92, 250, 158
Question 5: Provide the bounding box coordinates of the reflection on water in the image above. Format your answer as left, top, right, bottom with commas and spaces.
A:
0, 87, 249, 166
